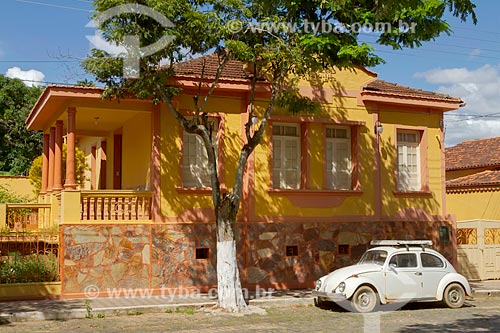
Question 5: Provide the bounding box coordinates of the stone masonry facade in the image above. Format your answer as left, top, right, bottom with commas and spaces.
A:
61, 220, 455, 296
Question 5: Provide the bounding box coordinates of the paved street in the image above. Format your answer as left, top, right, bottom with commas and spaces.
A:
1, 296, 499, 332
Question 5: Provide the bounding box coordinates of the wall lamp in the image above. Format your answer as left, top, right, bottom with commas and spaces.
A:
374, 120, 384, 135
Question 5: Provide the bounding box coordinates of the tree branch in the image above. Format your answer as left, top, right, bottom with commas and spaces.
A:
231, 70, 285, 209
155, 83, 221, 209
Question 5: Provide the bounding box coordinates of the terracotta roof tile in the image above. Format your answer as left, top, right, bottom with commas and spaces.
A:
172, 53, 252, 81
445, 136, 500, 170
47, 54, 458, 103
446, 170, 500, 188
46, 84, 104, 91
173, 54, 460, 103
363, 80, 462, 103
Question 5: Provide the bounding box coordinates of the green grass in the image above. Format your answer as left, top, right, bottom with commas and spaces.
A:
127, 311, 143, 316
165, 307, 196, 315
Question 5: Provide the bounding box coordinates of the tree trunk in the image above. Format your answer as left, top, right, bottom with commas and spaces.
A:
216, 196, 247, 312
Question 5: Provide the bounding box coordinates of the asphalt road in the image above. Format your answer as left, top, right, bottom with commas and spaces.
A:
1, 296, 500, 332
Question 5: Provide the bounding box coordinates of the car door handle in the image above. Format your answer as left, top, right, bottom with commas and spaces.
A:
415, 272, 422, 276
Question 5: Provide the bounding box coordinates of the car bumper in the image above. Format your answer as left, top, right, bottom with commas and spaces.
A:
312, 290, 347, 301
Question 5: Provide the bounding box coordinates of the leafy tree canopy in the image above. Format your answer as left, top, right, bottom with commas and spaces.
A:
0, 75, 43, 175
85, 0, 477, 101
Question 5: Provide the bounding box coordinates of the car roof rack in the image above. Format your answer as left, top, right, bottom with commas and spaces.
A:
370, 240, 433, 251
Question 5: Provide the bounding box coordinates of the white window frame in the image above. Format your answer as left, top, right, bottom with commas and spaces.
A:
397, 130, 421, 191
182, 120, 219, 188
325, 126, 352, 190
272, 123, 301, 189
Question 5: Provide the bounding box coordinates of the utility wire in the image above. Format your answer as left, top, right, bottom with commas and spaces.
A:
15, 0, 91, 12
446, 111, 500, 122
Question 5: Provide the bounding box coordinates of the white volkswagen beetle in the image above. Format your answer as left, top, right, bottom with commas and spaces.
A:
312, 240, 471, 312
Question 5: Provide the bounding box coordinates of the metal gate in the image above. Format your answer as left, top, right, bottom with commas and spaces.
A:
457, 220, 500, 280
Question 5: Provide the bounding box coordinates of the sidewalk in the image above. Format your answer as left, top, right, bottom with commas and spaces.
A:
1, 282, 499, 323
0, 289, 313, 322
469, 279, 500, 295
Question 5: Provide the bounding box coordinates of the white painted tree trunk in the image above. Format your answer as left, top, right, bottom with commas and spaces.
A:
216, 239, 248, 311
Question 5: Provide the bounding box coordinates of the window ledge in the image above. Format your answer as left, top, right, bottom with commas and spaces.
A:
268, 189, 363, 196
393, 190, 433, 197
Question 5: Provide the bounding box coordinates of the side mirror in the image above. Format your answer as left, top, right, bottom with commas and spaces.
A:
389, 263, 397, 270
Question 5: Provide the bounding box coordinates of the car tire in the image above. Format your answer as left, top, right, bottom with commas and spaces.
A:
351, 286, 378, 313
314, 297, 326, 308
442, 283, 465, 309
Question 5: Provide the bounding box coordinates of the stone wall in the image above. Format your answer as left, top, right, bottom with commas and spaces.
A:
61, 220, 455, 295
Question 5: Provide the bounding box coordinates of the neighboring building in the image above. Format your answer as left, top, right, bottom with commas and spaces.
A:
21, 54, 461, 297
446, 137, 500, 280
0, 176, 35, 202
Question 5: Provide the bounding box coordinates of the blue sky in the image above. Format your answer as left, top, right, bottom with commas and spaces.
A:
0, 0, 498, 146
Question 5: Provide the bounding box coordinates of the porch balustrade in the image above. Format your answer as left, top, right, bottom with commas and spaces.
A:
0, 204, 53, 231
80, 190, 152, 221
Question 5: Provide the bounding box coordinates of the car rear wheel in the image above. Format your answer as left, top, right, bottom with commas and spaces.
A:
443, 283, 465, 309
351, 286, 378, 313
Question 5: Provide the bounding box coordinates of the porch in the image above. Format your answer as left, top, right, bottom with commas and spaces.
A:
1, 190, 153, 231
25, 85, 161, 196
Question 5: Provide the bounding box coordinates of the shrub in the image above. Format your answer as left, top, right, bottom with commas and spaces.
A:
29, 144, 88, 196
0, 252, 58, 284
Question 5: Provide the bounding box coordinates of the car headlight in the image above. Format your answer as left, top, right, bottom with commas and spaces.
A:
337, 282, 346, 293
315, 279, 322, 290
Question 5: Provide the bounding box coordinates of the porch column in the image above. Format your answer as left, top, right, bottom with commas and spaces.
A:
47, 127, 55, 193
53, 120, 64, 191
64, 107, 77, 190
40, 133, 50, 194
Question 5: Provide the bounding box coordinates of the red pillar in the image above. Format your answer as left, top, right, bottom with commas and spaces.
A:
64, 107, 77, 190
47, 127, 55, 193
53, 120, 64, 191
40, 133, 50, 194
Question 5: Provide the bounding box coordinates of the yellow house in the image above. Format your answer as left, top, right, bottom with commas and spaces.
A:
13, 54, 462, 297
446, 137, 500, 280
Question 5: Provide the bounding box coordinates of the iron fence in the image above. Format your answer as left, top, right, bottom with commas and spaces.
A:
0, 230, 59, 284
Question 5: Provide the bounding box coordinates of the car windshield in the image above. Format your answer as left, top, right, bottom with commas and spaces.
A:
358, 250, 388, 265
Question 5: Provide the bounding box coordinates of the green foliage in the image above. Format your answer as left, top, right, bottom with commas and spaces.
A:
83, 0, 476, 107
75, 79, 96, 87
28, 156, 42, 196
28, 145, 88, 195
85, 299, 93, 319
0, 252, 58, 284
0, 75, 43, 175
166, 307, 195, 315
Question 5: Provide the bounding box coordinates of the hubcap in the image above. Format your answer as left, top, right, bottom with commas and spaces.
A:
449, 289, 461, 304
358, 292, 371, 307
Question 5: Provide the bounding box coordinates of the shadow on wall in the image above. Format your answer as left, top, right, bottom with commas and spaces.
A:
154, 80, 452, 290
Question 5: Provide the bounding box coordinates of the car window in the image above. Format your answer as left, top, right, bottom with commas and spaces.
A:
421, 253, 444, 268
358, 250, 388, 265
389, 253, 417, 268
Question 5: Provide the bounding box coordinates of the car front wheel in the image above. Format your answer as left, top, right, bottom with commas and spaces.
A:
351, 286, 378, 313
443, 283, 465, 309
